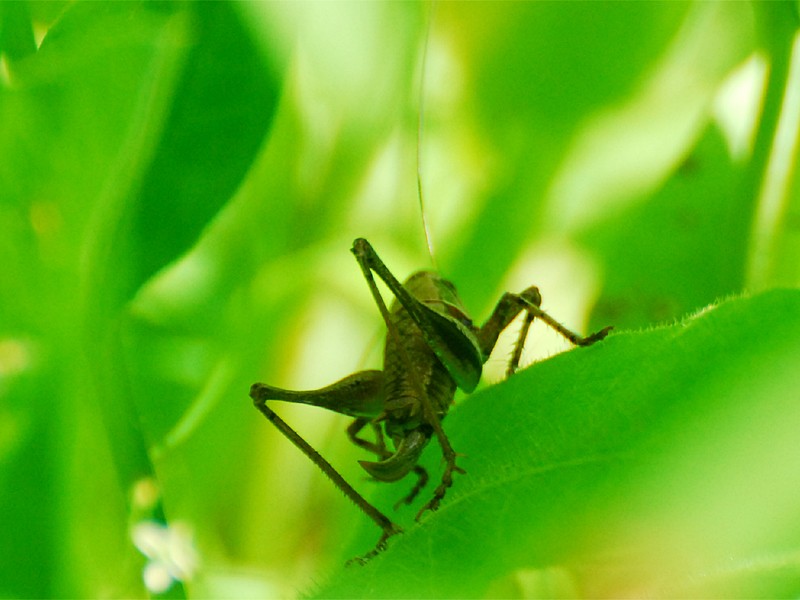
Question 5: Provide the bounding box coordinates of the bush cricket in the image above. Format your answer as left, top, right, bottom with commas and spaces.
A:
250, 238, 612, 564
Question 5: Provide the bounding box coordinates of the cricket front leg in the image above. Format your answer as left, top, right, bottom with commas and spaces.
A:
352, 238, 483, 391
414, 450, 464, 521
347, 417, 389, 457
394, 466, 429, 510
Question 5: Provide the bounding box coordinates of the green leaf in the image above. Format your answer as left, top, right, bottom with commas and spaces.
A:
132, 1, 281, 288
0, 1, 36, 66
311, 289, 800, 598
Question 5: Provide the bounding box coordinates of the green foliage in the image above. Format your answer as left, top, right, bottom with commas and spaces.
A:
1, 1, 799, 598
315, 289, 800, 597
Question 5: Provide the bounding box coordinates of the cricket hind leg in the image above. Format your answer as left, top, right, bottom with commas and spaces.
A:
347, 418, 430, 509
250, 369, 386, 418
250, 380, 401, 564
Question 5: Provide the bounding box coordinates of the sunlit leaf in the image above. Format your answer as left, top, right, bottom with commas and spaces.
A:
312, 290, 800, 598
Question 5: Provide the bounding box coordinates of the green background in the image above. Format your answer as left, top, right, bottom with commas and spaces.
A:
2, 1, 800, 597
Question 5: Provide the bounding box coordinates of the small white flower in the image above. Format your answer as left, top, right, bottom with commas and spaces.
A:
132, 520, 199, 594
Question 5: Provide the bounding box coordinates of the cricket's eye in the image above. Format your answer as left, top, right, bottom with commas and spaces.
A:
437, 279, 459, 297
445, 304, 472, 328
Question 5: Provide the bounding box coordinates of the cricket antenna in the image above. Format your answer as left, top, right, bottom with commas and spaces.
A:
416, 1, 437, 270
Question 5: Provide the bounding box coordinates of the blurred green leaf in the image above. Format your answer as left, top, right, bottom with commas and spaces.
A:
132, 1, 281, 287
436, 1, 753, 313
1, 0, 280, 596
0, 1, 36, 66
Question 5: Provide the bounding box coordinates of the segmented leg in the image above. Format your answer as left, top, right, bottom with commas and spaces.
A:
414, 459, 464, 520
345, 525, 401, 566
507, 309, 535, 378
250, 385, 401, 563
347, 417, 388, 457
478, 286, 613, 378
352, 239, 464, 521
394, 466, 429, 510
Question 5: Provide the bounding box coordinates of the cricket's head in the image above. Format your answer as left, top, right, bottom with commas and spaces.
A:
402, 271, 473, 327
